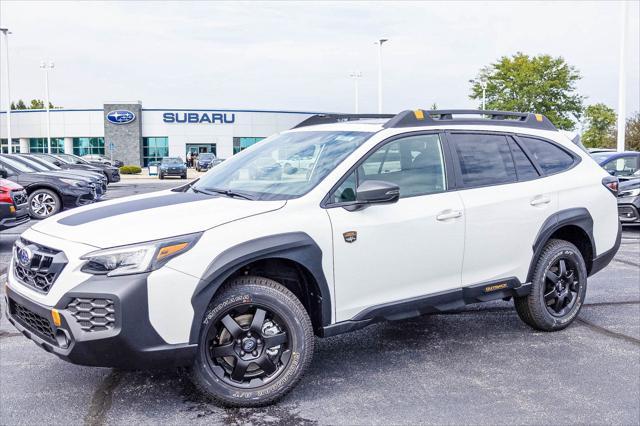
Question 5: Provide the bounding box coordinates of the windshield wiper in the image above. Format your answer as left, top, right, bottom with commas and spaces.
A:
202, 187, 254, 200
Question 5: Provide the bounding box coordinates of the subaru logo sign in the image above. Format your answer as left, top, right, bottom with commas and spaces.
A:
106, 110, 136, 125
16, 245, 32, 267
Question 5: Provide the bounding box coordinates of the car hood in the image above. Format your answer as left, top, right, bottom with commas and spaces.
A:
31, 189, 286, 248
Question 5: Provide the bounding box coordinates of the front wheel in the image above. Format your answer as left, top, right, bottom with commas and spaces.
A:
515, 239, 587, 331
191, 276, 314, 407
28, 189, 61, 219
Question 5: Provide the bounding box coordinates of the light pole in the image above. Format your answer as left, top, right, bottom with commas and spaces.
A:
616, 0, 628, 152
349, 71, 362, 113
480, 80, 487, 110
1, 28, 13, 153
376, 38, 388, 113
40, 60, 55, 154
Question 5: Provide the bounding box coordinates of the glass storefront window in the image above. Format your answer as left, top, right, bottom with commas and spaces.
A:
73, 137, 105, 156
0, 139, 20, 154
233, 137, 265, 154
29, 138, 65, 153
143, 137, 169, 166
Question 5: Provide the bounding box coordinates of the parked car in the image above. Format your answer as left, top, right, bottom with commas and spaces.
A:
195, 153, 223, 172
10, 154, 107, 199
591, 151, 640, 180
159, 157, 187, 179
4, 110, 620, 407
618, 178, 640, 224
51, 153, 121, 183
82, 154, 124, 168
0, 155, 96, 219
0, 178, 30, 231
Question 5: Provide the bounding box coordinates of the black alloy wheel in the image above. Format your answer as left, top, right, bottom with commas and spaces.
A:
191, 276, 314, 407
543, 257, 580, 317
514, 239, 587, 331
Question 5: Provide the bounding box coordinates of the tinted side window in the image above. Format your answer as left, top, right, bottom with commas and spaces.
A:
451, 133, 516, 187
519, 136, 575, 175
508, 137, 539, 180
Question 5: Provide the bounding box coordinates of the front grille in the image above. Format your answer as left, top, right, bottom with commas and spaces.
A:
618, 205, 639, 222
13, 239, 67, 294
11, 190, 28, 206
67, 298, 115, 332
9, 299, 56, 344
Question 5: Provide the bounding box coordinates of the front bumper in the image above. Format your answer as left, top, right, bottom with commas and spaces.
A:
0, 202, 29, 230
5, 273, 196, 369
617, 196, 640, 223
61, 187, 97, 208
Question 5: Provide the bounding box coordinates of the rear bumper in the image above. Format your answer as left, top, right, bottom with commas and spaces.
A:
4, 273, 196, 369
590, 221, 622, 276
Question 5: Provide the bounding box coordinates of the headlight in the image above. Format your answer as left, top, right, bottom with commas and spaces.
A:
619, 188, 640, 197
60, 178, 87, 187
80, 232, 201, 276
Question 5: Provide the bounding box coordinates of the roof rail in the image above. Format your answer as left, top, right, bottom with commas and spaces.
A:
293, 113, 395, 129
383, 109, 557, 131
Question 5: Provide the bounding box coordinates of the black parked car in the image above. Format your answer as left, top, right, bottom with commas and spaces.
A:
159, 157, 187, 179
36, 152, 121, 183
11, 154, 108, 199
618, 178, 640, 224
0, 178, 30, 231
82, 154, 124, 168
0, 156, 97, 219
195, 153, 223, 172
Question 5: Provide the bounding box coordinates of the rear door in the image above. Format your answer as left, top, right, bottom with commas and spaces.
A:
447, 132, 558, 286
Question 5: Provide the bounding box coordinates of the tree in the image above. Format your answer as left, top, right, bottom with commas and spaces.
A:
469, 52, 584, 130
621, 112, 640, 152
16, 99, 27, 110
29, 99, 45, 109
582, 103, 617, 148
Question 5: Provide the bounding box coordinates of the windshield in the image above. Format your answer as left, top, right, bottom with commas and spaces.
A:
192, 130, 373, 201
591, 152, 614, 162
200, 153, 215, 160
9, 156, 49, 171
162, 157, 184, 165
1, 156, 37, 172
57, 153, 88, 164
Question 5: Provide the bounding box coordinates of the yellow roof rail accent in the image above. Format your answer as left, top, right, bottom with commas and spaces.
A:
535, 114, 543, 122
414, 110, 425, 120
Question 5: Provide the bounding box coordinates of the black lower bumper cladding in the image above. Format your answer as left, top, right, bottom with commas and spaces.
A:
5, 273, 196, 369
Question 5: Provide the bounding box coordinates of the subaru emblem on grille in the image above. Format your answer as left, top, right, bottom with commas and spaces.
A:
17, 246, 32, 267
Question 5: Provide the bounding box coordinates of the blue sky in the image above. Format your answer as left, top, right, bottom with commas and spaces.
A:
1, 1, 638, 118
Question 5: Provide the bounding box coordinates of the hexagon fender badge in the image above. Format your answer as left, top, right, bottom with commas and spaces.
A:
343, 231, 357, 243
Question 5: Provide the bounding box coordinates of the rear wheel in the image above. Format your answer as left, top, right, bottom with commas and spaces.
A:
515, 239, 587, 331
191, 276, 314, 407
28, 189, 61, 219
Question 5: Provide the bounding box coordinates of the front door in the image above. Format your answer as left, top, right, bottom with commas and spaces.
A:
326, 133, 465, 322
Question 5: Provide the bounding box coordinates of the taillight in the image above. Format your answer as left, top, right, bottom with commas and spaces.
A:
0, 186, 13, 204
602, 176, 619, 196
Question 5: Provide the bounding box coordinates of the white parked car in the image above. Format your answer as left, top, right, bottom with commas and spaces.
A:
5, 110, 621, 407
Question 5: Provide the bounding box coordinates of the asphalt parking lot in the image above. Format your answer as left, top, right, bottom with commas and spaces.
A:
1, 180, 639, 425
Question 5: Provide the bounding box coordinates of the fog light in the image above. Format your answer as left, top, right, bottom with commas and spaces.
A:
55, 329, 70, 349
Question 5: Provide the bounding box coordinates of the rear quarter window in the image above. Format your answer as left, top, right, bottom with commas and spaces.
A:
518, 136, 576, 175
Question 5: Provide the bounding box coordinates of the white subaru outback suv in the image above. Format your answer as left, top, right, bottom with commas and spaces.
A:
5, 110, 621, 406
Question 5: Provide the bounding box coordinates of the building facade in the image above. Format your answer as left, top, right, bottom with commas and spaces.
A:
0, 102, 316, 166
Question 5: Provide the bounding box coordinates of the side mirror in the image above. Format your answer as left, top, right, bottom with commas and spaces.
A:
345, 180, 399, 211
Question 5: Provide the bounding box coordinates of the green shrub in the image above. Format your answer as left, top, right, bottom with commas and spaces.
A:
119, 165, 142, 174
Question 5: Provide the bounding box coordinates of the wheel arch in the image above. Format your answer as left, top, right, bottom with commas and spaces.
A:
527, 208, 595, 282
24, 184, 64, 207
189, 232, 332, 342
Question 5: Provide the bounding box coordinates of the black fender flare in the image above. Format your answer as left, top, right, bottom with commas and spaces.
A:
188, 232, 332, 343
527, 207, 595, 282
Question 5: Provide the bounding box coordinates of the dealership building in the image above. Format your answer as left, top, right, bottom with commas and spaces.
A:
0, 101, 317, 166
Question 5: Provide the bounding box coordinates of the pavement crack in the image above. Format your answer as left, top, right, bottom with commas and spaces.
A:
84, 369, 123, 426
576, 317, 640, 346
613, 258, 640, 268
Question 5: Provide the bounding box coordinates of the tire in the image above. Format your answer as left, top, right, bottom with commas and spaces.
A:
28, 188, 61, 219
191, 276, 314, 407
181, 174, 187, 179
514, 239, 587, 331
